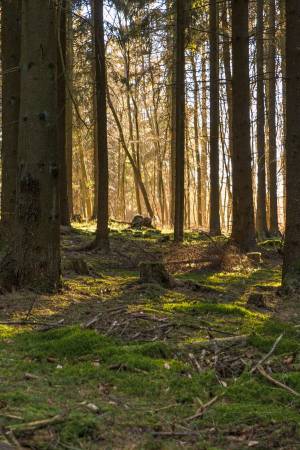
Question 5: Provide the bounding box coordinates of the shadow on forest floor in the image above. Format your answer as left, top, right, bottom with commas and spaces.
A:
1, 223, 300, 449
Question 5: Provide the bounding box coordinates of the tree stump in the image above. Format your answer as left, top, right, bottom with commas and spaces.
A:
139, 262, 175, 288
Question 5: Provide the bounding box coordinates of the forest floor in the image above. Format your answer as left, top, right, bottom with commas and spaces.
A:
1, 223, 300, 449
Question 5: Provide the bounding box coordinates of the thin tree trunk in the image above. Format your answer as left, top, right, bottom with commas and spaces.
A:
267, 0, 279, 235
191, 52, 202, 228
65, 0, 73, 219
93, 0, 109, 250
209, 0, 221, 235
174, 0, 186, 242
107, 90, 154, 218
231, 0, 256, 251
1, 0, 21, 234
201, 52, 209, 228
57, 0, 70, 226
256, 0, 268, 238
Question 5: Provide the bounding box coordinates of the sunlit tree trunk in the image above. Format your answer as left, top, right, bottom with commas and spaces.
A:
209, 0, 221, 235
267, 0, 279, 235
93, 0, 109, 250
231, 0, 256, 251
256, 0, 268, 238
173, 0, 186, 242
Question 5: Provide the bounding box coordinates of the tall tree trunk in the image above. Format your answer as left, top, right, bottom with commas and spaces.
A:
282, 0, 300, 289
209, 0, 221, 235
256, 0, 268, 238
279, 0, 286, 228
221, 0, 233, 226
1, 0, 21, 234
6, 0, 61, 290
191, 52, 202, 227
267, 0, 279, 235
65, 0, 73, 219
57, 0, 70, 226
93, 0, 109, 250
173, 0, 186, 242
231, 0, 256, 251
201, 52, 209, 228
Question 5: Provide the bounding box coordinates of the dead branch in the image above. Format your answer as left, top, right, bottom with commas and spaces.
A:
185, 395, 220, 421
256, 365, 300, 397
7, 413, 66, 433
250, 334, 283, 374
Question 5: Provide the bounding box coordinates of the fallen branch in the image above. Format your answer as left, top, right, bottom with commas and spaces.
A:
257, 365, 300, 397
81, 314, 101, 329
185, 395, 220, 422
250, 334, 283, 374
7, 413, 66, 433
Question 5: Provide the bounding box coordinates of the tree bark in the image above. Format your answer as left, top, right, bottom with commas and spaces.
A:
209, 0, 221, 235
256, 0, 268, 239
8, 0, 61, 290
57, 0, 70, 226
267, 0, 279, 235
65, 0, 73, 219
1, 0, 21, 234
93, 0, 110, 250
282, 0, 300, 289
191, 52, 202, 228
173, 0, 186, 242
231, 0, 256, 252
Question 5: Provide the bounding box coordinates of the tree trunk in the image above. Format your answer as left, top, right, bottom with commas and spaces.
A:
231, 0, 256, 251
201, 51, 209, 228
191, 52, 202, 228
7, 0, 61, 290
57, 0, 70, 226
65, 0, 73, 219
282, 0, 300, 289
267, 0, 279, 235
93, 0, 109, 250
256, 0, 268, 239
209, 0, 221, 235
1, 0, 21, 234
174, 0, 186, 242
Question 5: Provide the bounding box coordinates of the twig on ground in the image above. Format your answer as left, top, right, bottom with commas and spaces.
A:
185, 395, 220, 422
7, 413, 66, 433
81, 314, 101, 329
250, 334, 283, 374
256, 365, 300, 397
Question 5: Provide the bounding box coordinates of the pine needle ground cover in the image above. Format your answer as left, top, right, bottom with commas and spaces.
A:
1, 225, 300, 449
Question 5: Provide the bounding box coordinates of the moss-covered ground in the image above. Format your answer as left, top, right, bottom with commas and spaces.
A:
1, 224, 300, 449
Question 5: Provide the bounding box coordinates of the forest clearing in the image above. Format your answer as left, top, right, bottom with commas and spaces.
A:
1, 223, 300, 449
2, 0, 300, 448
